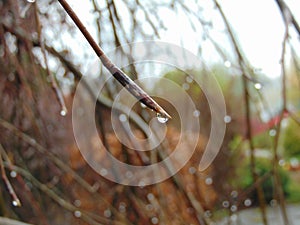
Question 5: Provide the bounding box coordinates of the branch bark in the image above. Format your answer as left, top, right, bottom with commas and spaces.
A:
57, 0, 171, 120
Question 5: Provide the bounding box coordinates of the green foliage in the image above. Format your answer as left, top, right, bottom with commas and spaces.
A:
234, 157, 290, 203
283, 118, 300, 159
286, 174, 300, 203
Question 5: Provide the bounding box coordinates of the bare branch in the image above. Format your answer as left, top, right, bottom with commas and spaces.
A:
0, 144, 21, 207
57, 0, 171, 119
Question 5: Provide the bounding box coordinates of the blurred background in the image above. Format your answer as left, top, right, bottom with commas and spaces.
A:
0, 0, 299, 224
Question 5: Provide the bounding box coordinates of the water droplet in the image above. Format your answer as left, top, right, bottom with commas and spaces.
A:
244, 199, 252, 207
119, 202, 126, 213
138, 180, 146, 188
29, 138, 36, 145
104, 209, 112, 218
147, 193, 154, 201
100, 168, 108, 176
27, 0, 35, 2
254, 83, 262, 90
205, 177, 213, 185
186, 76, 193, 83
230, 205, 237, 212
193, 110, 200, 118
269, 129, 276, 136
74, 199, 81, 207
119, 114, 127, 122
224, 60, 231, 68
146, 204, 154, 211
156, 113, 168, 123
125, 171, 133, 178
278, 159, 285, 167
230, 190, 238, 198
188, 167, 196, 174
12, 199, 21, 207
224, 115, 232, 123
204, 210, 212, 218
140, 103, 147, 108
60, 108, 67, 116
10, 171, 17, 178
222, 200, 229, 208
74, 210, 81, 218
182, 83, 190, 90
151, 217, 159, 224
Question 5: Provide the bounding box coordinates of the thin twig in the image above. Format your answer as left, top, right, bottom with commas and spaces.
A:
57, 0, 171, 119
2, 163, 107, 225
213, 1, 268, 224
271, 13, 290, 225
34, 2, 68, 116
0, 118, 133, 225
0, 144, 21, 207
275, 0, 300, 36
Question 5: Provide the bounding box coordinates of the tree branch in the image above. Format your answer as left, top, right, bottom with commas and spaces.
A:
57, 0, 171, 119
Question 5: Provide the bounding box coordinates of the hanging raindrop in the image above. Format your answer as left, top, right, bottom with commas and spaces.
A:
12, 199, 21, 207
60, 108, 67, 116
74, 210, 81, 218
156, 113, 168, 124
140, 102, 147, 108
10, 171, 17, 178
27, 0, 36, 3
254, 83, 262, 90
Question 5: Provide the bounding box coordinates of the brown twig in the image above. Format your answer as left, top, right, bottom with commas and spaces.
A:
57, 0, 171, 119
275, 0, 300, 36
213, 1, 268, 224
0, 144, 21, 207
0, 118, 133, 225
34, 2, 68, 116
271, 14, 290, 225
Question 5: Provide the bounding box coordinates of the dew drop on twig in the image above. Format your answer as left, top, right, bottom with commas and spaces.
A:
74, 210, 81, 218
27, 0, 35, 3
60, 108, 67, 117
156, 113, 168, 124
140, 103, 147, 108
12, 199, 21, 207
10, 171, 17, 178
254, 83, 262, 90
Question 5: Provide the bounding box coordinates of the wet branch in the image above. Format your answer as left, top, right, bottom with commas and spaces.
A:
57, 0, 171, 119
213, 1, 268, 224
0, 144, 21, 207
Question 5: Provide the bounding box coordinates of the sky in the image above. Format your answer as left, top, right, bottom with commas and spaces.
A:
66, 0, 300, 79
